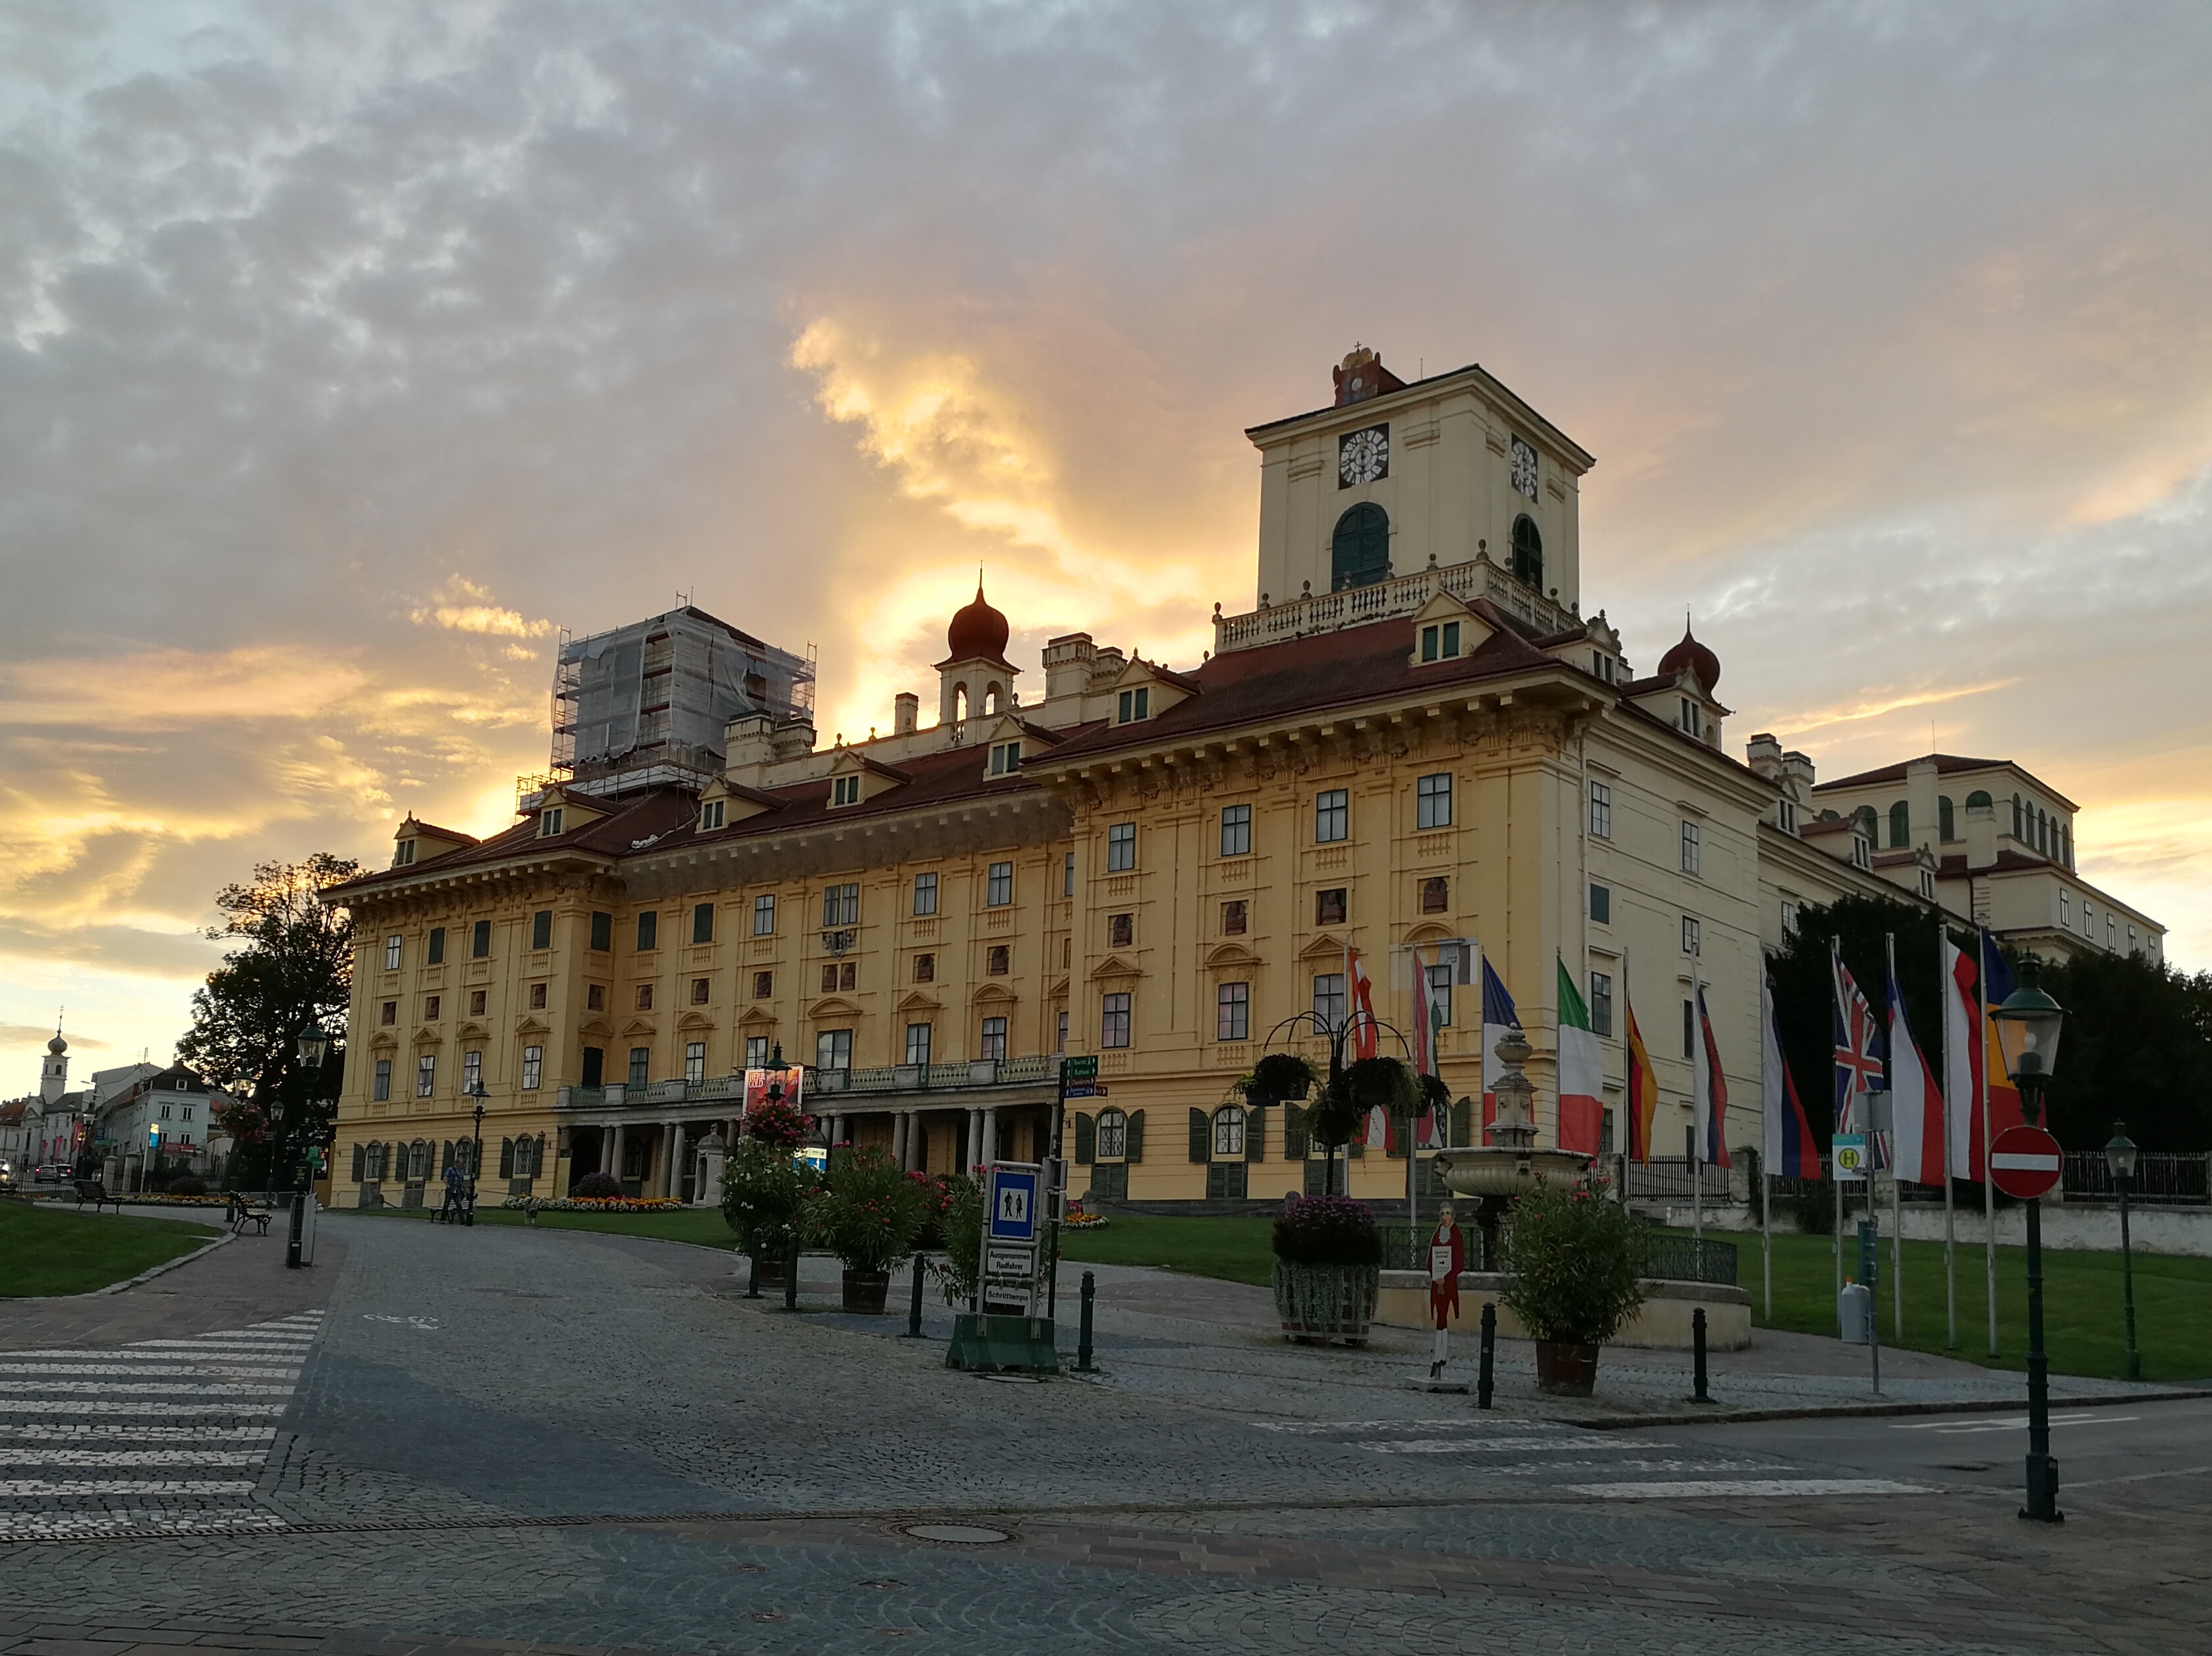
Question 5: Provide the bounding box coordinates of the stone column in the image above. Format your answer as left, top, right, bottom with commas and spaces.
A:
891, 1112, 908, 1169
610, 1122, 627, 1186
663, 1122, 682, 1197
981, 1107, 999, 1167
967, 1108, 985, 1172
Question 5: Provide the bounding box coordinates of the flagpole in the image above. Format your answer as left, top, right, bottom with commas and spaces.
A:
1981, 931, 1998, 1357
1830, 937, 1844, 1309
1691, 957, 1703, 1249
1885, 932, 1904, 1343
1758, 957, 1772, 1325
1940, 927, 1957, 1350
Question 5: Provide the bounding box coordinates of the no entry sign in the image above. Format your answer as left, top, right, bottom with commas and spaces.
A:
1989, 1124, 2064, 1201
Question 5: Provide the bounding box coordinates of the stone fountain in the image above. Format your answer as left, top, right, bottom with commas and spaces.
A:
1432, 1022, 1595, 1269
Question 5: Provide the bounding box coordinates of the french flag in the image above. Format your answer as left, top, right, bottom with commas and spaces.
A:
1479, 957, 1517, 1144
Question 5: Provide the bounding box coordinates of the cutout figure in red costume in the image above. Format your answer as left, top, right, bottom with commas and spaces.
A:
1428, 1204, 1466, 1380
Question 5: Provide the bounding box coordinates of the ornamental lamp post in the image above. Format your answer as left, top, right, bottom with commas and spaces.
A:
2103, 1122, 2142, 1383
290, 1021, 333, 1269
1989, 960, 2066, 1524
467, 1077, 488, 1227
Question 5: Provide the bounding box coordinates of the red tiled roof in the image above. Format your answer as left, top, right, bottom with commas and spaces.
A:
1812, 753, 2076, 811
330, 789, 703, 898
401, 820, 479, 847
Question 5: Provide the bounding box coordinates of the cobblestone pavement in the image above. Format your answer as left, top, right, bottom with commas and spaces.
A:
0, 1216, 2201, 1655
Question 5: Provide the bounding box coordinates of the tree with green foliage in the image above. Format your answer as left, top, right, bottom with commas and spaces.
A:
2035, 950, 2212, 1152
176, 853, 358, 1189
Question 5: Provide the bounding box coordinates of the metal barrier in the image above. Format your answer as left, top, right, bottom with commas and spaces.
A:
1375, 1222, 1737, 1287
1623, 1157, 1733, 1201
2064, 1151, 2209, 1206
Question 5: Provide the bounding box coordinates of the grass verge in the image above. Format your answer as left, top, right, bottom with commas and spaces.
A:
0, 1199, 220, 1296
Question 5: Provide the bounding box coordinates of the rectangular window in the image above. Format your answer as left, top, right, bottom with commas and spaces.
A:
1416, 772, 1452, 830
1778, 799, 1798, 833
1420, 876, 1449, 915
840, 959, 856, 991
521, 1046, 542, 1090
979, 1016, 1008, 1061
426, 927, 446, 965
380, 1000, 397, 1027
529, 982, 548, 1010
989, 740, 1022, 774
822, 883, 859, 927
1781, 899, 1799, 936
821, 963, 837, 993
692, 902, 715, 944
372, 1059, 391, 1102
752, 894, 775, 936
987, 861, 1013, 906
830, 774, 861, 807
699, 799, 725, 831
745, 1035, 769, 1068
1681, 821, 1701, 876
1589, 972, 1614, 1039
1682, 1000, 1696, 1060
914, 954, 934, 983
540, 807, 564, 837
636, 911, 658, 952
815, 1029, 852, 1071
1097, 1112, 1126, 1160
424, 994, 441, 1021
1590, 882, 1612, 925
1116, 687, 1150, 723
635, 984, 654, 1011
987, 944, 1010, 975
1426, 963, 1454, 1026
912, 872, 939, 915
580, 1047, 602, 1088
1109, 913, 1134, 948
1420, 623, 1439, 663
685, 1042, 706, 1085
1106, 822, 1136, 872
384, 934, 403, 971
1101, 992, 1132, 1049
586, 983, 606, 1012
1064, 851, 1075, 897
1683, 915, 1701, 956
1588, 781, 1612, 840
1220, 804, 1252, 857
751, 971, 771, 998
1057, 1009, 1069, 1054
471, 919, 491, 958
1217, 982, 1250, 1042
415, 1055, 436, 1099
1313, 973, 1346, 1029
469, 989, 486, 1015
531, 910, 552, 950
589, 911, 612, 952
1221, 899, 1248, 936
905, 1023, 932, 1065
1316, 888, 1347, 926
1315, 789, 1349, 843
629, 1047, 649, 1089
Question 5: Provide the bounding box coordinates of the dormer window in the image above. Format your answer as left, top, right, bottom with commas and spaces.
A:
988, 741, 1022, 776
1678, 698, 1697, 735
1418, 621, 1462, 663
699, 799, 725, 831
1851, 836, 1871, 871
393, 839, 417, 867
1777, 799, 1798, 833
830, 775, 861, 807
539, 807, 564, 838
1117, 687, 1151, 724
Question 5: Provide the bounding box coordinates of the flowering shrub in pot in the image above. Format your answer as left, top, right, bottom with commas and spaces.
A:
719, 1137, 820, 1280
1270, 1194, 1382, 1346
571, 1170, 624, 1200
802, 1143, 928, 1312
1499, 1175, 1649, 1397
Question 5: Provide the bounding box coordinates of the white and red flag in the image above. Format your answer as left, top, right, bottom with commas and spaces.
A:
1885, 940, 1947, 1186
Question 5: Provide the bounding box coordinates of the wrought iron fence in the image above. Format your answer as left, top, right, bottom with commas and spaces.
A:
2062, 1151, 2209, 1206
1372, 1222, 1738, 1286
1623, 1156, 1732, 1201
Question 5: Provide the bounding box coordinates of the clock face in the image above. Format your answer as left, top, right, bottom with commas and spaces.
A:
1509, 436, 1539, 500
1339, 424, 1389, 488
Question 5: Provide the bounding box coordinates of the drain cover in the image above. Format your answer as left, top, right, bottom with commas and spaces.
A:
904, 1522, 1011, 1545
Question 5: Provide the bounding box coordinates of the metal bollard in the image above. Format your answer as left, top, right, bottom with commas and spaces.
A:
1077, 1271, 1096, 1373
904, 1255, 927, 1338
1693, 1305, 1710, 1403
1477, 1302, 1496, 1410
745, 1251, 761, 1300
783, 1236, 800, 1311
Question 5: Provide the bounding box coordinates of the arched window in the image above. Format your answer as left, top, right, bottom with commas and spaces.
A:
2036, 809, 2049, 855
1851, 805, 1877, 842
2010, 794, 2023, 840
1095, 1108, 1128, 1160
953, 683, 969, 722
1965, 789, 1992, 813
1888, 801, 1910, 848
1511, 514, 1544, 589
1938, 795, 1956, 842
1211, 1104, 1246, 1159
983, 684, 1001, 715
1330, 503, 1390, 590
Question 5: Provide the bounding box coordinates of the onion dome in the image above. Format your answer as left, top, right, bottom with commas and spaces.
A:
1658, 622, 1720, 693
47, 1033, 66, 1054
946, 581, 1010, 663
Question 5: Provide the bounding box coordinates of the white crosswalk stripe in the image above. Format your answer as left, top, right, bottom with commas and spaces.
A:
0, 1310, 321, 1537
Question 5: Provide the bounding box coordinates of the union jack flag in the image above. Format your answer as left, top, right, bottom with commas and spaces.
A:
1831, 941, 1884, 1147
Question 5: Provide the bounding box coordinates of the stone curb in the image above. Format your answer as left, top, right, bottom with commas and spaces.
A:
1567, 1383, 2212, 1429
34, 1222, 236, 1300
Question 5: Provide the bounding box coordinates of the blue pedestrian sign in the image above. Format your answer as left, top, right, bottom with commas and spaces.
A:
987, 1163, 1040, 1243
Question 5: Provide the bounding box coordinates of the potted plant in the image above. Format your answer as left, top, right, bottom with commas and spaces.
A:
1498, 1175, 1650, 1396
718, 1136, 819, 1282
1270, 1193, 1382, 1346
803, 1143, 928, 1311
932, 1172, 985, 1307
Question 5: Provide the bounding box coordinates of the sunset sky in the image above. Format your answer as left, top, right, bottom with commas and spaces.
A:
3, 3, 2208, 1090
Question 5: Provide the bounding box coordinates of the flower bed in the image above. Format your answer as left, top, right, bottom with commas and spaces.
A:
498, 1195, 687, 1214
1062, 1210, 1109, 1231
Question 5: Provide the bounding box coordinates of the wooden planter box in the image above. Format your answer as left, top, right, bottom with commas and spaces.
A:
1534, 1339, 1600, 1396
1272, 1261, 1380, 1346
841, 1269, 890, 1313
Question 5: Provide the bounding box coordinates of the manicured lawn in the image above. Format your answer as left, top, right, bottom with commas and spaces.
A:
1717, 1224, 2212, 1384
347, 1203, 743, 1249
0, 1199, 221, 1296
1058, 1213, 1276, 1287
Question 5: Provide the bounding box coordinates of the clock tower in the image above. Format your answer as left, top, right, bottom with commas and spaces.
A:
1245, 348, 1592, 617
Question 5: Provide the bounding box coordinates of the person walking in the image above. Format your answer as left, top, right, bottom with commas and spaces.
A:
438, 1158, 466, 1224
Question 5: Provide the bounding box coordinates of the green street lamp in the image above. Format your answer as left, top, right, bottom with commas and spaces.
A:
2103, 1122, 2142, 1383
466, 1077, 488, 1228
289, 1021, 334, 1270
1989, 959, 2066, 1524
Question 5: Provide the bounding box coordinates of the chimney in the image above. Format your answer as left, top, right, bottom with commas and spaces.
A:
1744, 732, 1784, 783
893, 692, 919, 736
1042, 633, 1095, 704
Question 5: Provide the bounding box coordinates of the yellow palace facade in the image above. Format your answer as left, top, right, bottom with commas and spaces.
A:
326, 349, 1993, 1212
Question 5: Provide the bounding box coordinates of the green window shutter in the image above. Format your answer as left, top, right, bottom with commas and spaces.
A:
499, 1137, 515, 1178
1451, 1097, 1474, 1146
1285, 1104, 1308, 1160
1188, 1108, 1209, 1163
350, 1145, 365, 1180
1126, 1109, 1146, 1164
1245, 1104, 1267, 1162
1074, 1112, 1095, 1164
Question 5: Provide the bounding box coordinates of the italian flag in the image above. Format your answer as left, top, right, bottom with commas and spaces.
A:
1556, 957, 1604, 1156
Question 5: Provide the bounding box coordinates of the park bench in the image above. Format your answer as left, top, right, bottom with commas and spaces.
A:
227, 1193, 274, 1236
73, 1180, 123, 1214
